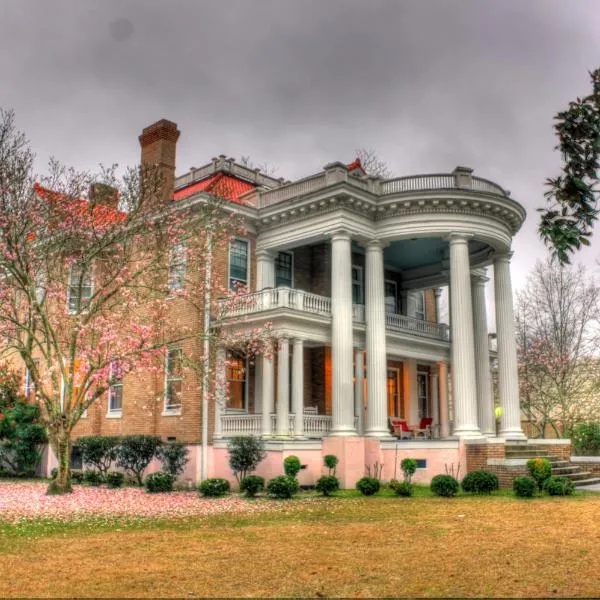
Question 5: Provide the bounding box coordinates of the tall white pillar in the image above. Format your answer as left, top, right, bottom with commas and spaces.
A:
494, 253, 526, 439
292, 338, 305, 437
438, 361, 450, 438
354, 350, 365, 435
213, 346, 227, 439
471, 270, 495, 436
448, 234, 481, 437
330, 231, 356, 435
254, 355, 263, 414
276, 338, 290, 437
365, 240, 389, 437
261, 352, 274, 437
256, 249, 275, 290
431, 371, 440, 437
404, 358, 419, 425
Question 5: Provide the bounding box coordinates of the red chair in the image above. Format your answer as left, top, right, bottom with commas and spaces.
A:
408, 417, 433, 438
389, 418, 412, 439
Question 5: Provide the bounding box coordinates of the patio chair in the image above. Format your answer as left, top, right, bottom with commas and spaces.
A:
389, 417, 413, 440
408, 417, 433, 439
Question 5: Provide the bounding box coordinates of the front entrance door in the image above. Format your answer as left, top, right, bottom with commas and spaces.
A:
417, 371, 429, 419
387, 368, 402, 418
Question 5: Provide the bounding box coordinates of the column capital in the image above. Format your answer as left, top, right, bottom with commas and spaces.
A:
493, 251, 514, 264
445, 232, 474, 245
470, 268, 489, 286
256, 248, 277, 260
330, 229, 352, 243
365, 239, 389, 251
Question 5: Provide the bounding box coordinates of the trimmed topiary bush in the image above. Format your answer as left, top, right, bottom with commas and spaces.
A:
82, 469, 104, 486
106, 471, 125, 489
78, 436, 121, 476
239, 475, 265, 497
543, 475, 575, 496
316, 475, 339, 496
513, 476, 537, 498
116, 435, 162, 486
145, 472, 174, 493
323, 454, 339, 475
356, 476, 380, 496
461, 470, 499, 495
400, 458, 418, 484
198, 478, 231, 497
430, 474, 459, 497
389, 479, 413, 497
527, 457, 552, 492
266, 475, 299, 499
283, 455, 302, 478
228, 436, 266, 483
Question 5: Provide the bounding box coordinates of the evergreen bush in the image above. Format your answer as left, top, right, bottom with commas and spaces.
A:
527, 458, 552, 492
239, 475, 265, 497
82, 469, 104, 486
389, 479, 413, 497
356, 476, 380, 496
145, 472, 174, 493
315, 475, 339, 496
198, 478, 231, 497
78, 436, 120, 475
430, 474, 459, 497
513, 476, 537, 498
266, 475, 299, 499
116, 435, 162, 485
157, 442, 189, 477
543, 475, 575, 496
283, 455, 302, 478
106, 471, 125, 489
461, 470, 499, 494
227, 436, 266, 483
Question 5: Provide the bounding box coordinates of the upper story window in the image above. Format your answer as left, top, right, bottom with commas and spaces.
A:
275, 251, 293, 288
226, 350, 247, 410
35, 270, 46, 305
384, 280, 397, 314
407, 290, 426, 320
351, 266, 363, 304
168, 243, 186, 291
108, 361, 123, 413
67, 264, 93, 313
229, 239, 249, 290
164, 347, 183, 412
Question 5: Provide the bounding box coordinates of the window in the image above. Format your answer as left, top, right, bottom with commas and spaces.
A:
384, 280, 397, 314
35, 270, 46, 305
229, 239, 249, 290
417, 372, 429, 419
407, 290, 426, 320
226, 350, 247, 410
275, 251, 293, 288
108, 362, 123, 413
24, 367, 33, 398
351, 265, 363, 305
67, 264, 93, 313
164, 348, 183, 412
61, 358, 87, 416
168, 243, 186, 290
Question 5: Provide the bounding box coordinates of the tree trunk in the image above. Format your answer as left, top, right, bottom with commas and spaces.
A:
46, 423, 73, 494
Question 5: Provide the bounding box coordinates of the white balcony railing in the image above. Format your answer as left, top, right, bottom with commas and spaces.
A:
386, 313, 450, 341
221, 413, 262, 436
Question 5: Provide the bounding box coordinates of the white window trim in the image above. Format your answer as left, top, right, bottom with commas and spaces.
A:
228, 237, 251, 291
66, 262, 94, 315
351, 265, 363, 305
225, 350, 249, 412
107, 362, 123, 417
415, 290, 426, 321
167, 242, 187, 292
163, 347, 183, 415
417, 370, 429, 419
275, 251, 294, 288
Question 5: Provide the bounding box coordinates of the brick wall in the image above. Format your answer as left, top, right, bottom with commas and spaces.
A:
571, 459, 600, 475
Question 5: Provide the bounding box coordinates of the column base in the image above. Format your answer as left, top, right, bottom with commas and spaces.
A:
328, 428, 358, 437
498, 427, 527, 440
364, 428, 393, 439
452, 426, 484, 439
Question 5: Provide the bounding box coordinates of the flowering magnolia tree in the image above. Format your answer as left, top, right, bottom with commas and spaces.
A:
516, 259, 600, 437
0, 109, 272, 493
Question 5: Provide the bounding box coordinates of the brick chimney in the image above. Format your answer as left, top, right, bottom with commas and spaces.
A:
139, 119, 181, 204
89, 183, 119, 210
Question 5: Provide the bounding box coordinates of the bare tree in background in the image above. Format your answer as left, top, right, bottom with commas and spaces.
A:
239, 155, 278, 177
354, 148, 393, 178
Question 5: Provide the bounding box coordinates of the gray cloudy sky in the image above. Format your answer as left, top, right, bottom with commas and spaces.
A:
2, 0, 600, 290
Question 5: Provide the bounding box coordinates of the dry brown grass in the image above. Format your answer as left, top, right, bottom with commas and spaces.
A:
2, 494, 600, 597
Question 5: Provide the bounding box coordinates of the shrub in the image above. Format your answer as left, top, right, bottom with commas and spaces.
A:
106, 471, 125, 489
389, 479, 413, 497
571, 422, 600, 456
198, 478, 231, 497
316, 475, 339, 496
239, 475, 265, 497
324, 454, 339, 475
356, 476, 380, 496
78, 436, 120, 475
50, 467, 57, 479
544, 475, 575, 496
145, 472, 174, 493
266, 475, 299, 499
527, 457, 552, 492
157, 442, 189, 477
71, 469, 84, 484
400, 458, 417, 484
83, 469, 104, 486
461, 470, 499, 494
513, 476, 537, 498
116, 435, 162, 485
430, 474, 460, 497
228, 436, 266, 483
283, 455, 302, 478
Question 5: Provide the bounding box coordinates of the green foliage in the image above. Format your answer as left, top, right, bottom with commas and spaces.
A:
68, 469, 84, 484
78, 436, 120, 475
539, 68, 600, 263
283, 455, 301, 478
513, 476, 537, 498
461, 470, 499, 495
356, 476, 381, 496
389, 479, 413, 497
323, 454, 338, 475
527, 458, 552, 492
82, 469, 104, 486
0, 372, 47, 476
571, 422, 600, 456
430, 474, 459, 497
106, 471, 125, 489
543, 475, 575, 496
116, 435, 162, 486
266, 475, 299, 499
227, 436, 266, 482
198, 478, 231, 497
157, 442, 189, 477
315, 475, 339, 496
145, 471, 174, 493
400, 458, 418, 483
239, 475, 265, 497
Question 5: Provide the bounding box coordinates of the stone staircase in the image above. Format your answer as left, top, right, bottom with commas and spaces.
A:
505, 443, 600, 489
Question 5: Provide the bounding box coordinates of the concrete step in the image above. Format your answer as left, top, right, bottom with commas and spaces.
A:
551, 466, 581, 475
574, 478, 600, 488
563, 471, 595, 482
505, 451, 549, 459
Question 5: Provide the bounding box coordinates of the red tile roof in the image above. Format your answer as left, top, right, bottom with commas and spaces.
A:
173, 173, 256, 204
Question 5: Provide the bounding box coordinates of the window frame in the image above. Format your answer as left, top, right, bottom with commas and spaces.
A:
275, 251, 294, 288
107, 361, 124, 416
384, 279, 397, 314
415, 290, 426, 321
67, 263, 94, 314
167, 242, 187, 291
351, 265, 364, 305
417, 370, 429, 419
164, 347, 184, 414
228, 238, 250, 291
225, 349, 248, 412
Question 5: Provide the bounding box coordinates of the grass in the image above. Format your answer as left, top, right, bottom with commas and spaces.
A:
2, 488, 600, 597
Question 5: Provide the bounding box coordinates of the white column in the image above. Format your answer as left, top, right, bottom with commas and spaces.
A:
213, 346, 227, 439
471, 271, 495, 436
494, 253, 526, 439
438, 361, 450, 438
365, 240, 389, 437
448, 234, 481, 437
276, 338, 290, 436
354, 350, 365, 435
292, 338, 305, 437
431, 371, 439, 437
256, 249, 275, 290
330, 231, 356, 435
261, 352, 274, 437
404, 358, 419, 425
254, 355, 263, 414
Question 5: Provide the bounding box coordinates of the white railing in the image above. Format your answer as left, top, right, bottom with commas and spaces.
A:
221, 413, 262, 436
258, 174, 328, 208
381, 174, 455, 195
470, 177, 506, 196
386, 313, 450, 340
352, 304, 365, 322
304, 415, 332, 437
